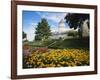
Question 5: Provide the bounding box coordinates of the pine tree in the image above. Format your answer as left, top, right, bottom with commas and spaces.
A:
35, 18, 51, 41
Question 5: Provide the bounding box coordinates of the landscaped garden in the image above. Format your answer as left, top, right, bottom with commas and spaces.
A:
22, 12, 90, 69
23, 38, 89, 68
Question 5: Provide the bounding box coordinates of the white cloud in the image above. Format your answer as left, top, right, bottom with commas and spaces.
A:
24, 22, 37, 41
31, 22, 37, 27
36, 12, 67, 23
50, 25, 58, 32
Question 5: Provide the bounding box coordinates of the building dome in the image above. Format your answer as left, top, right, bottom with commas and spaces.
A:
58, 19, 65, 33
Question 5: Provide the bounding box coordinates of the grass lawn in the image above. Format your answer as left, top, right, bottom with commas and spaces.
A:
24, 37, 89, 49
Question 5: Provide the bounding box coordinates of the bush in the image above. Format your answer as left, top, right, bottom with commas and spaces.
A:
67, 30, 78, 37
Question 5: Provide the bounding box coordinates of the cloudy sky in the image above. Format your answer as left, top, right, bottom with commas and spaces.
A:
22, 11, 69, 41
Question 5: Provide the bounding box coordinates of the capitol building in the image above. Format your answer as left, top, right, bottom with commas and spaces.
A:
50, 19, 89, 40
50, 19, 73, 39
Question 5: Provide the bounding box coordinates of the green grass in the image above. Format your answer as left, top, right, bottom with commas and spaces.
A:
47, 38, 89, 49
23, 37, 89, 49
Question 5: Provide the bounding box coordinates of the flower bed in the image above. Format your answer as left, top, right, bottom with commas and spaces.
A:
23, 48, 89, 68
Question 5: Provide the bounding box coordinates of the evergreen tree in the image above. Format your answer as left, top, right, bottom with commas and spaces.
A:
35, 18, 51, 41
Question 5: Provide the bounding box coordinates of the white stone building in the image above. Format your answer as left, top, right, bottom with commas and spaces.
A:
50, 19, 89, 39
81, 19, 89, 37
50, 19, 72, 39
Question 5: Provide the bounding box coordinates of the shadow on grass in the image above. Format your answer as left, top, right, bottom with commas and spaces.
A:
47, 37, 89, 49
23, 37, 89, 49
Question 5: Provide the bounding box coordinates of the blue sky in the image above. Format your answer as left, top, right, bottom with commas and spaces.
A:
22, 11, 69, 41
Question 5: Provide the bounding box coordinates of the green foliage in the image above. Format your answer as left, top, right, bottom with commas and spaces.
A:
23, 31, 27, 39
65, 13, 89, 29
35, 18, 51, 41
65, 13, 89, 38
47, 38, 89, 49
67, 30, 78, 37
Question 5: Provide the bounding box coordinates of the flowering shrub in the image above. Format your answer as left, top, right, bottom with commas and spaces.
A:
32, 48, 49, 53
23, 48, 89, 68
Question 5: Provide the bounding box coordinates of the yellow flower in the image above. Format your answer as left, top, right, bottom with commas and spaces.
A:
25, 48, 89, 68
